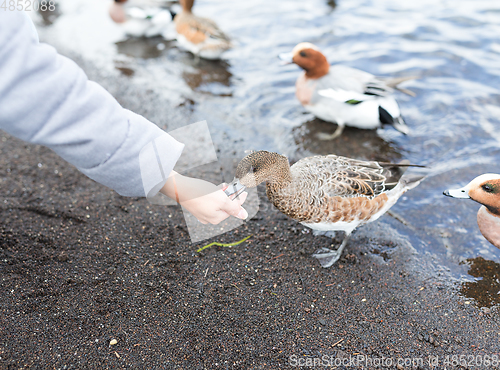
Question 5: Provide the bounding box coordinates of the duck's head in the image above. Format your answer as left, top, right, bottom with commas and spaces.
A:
233, 151, 291, 189
279, 43, 330, 79
109, 0, 128, 23
444, 174, 500, 215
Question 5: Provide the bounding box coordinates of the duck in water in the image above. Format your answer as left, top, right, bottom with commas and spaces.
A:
279, 43, 415, 140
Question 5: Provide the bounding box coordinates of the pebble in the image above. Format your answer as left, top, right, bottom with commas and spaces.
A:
110, 339, 118, 346
56, 252, 68, 262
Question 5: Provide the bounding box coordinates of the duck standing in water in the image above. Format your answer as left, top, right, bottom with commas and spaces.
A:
174, 0, 232, 59
444, 174, 500, 248
226, 151, 424, 267
280, 43, 415, 140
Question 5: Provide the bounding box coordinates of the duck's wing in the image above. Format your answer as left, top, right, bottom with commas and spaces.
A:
327, 65, 395, 97
292, 155, 391, 199
175, 12, 230, 42
317, 88, 376, 105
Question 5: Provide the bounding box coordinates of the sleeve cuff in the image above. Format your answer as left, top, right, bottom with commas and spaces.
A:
140, 133, 185, 199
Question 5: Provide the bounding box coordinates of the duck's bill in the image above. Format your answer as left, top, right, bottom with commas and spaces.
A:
223, 178, 247, 200
443, 187, 470, 199
278, 52, 294, 65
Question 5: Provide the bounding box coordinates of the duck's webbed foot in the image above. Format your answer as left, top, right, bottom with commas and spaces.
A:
312, 233, 351, 268
312, 247, 343, 268
316, 124, 344, 141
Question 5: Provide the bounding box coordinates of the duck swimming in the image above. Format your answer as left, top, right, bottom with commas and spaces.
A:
279, 43, 415, 140
174, 0, 232, 59
226, 151, 424, 267
444, 174, 500, 249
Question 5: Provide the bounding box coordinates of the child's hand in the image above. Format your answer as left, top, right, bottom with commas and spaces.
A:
161, 172, 248, 225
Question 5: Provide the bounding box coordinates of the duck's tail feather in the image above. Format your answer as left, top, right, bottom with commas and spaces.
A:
383, 76, 418, 96
395, 86, 416, 97
400, 173, 426, 191
379, 161, 426, 168
380, 160, 426, 190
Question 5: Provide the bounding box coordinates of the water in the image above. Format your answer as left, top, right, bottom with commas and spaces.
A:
31, 0, 500, 305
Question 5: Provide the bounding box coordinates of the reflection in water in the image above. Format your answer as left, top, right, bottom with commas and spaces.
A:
116, 36, 172, 59
115, 36, 232, 95
460, 257, 500, 308
182, 59, 232, 96
293, 118, 403, 163
115, 66, 135, 77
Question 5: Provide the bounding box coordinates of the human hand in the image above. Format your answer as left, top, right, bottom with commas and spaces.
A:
160, 172, 248, 225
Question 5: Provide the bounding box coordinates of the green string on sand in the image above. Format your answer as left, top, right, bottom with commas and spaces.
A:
197, 235, 252, 253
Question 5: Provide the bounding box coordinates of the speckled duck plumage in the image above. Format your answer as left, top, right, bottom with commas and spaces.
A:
234, 151, 424, 267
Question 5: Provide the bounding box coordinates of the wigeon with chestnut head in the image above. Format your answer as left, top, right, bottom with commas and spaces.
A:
444, 174, 500, 248
280, 43, 416, 140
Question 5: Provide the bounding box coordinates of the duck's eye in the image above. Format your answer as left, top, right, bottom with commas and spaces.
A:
299, 51, 307, 57
482, 184, 493, 193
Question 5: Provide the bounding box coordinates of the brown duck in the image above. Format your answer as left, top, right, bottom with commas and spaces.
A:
226, 151, 424, 267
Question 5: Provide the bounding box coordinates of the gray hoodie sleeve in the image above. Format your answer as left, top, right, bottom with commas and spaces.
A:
0, 11, 184, 197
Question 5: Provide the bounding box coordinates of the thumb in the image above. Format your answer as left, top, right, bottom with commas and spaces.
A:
221, 192, 248, 220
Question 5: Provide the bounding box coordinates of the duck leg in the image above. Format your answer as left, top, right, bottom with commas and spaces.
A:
312, 232, 352, 268
316, 122, 345, 141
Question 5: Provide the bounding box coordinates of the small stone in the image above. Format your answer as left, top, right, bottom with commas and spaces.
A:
397, 365, 404, 370
319, 319, 327, 326
429, 336, 434, 344
304, 308, 311, 313
56, 252, 68, 262
110, 339, 118, 346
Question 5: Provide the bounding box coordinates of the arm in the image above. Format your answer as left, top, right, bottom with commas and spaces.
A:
0, 10, 183, 197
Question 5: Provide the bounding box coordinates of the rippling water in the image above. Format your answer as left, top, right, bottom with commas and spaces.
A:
33, 0, 500, 305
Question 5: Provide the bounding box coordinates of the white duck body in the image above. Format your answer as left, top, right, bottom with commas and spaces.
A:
297, 65, 404, 131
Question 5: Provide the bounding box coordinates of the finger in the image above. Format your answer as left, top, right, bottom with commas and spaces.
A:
222, 203, 248, 220
208, 211, 230, 225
